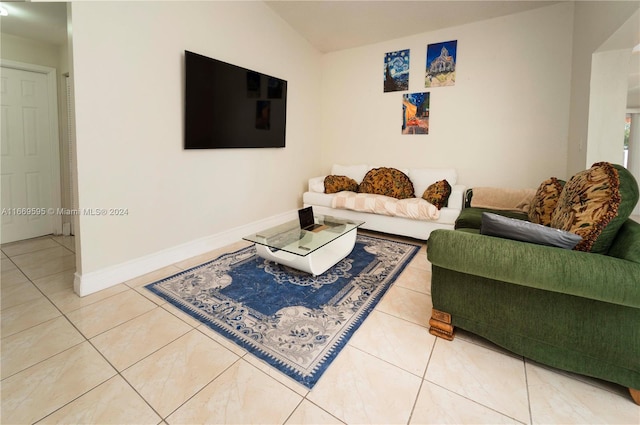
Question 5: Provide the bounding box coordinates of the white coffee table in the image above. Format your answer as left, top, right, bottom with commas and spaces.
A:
243, 215, 364, 275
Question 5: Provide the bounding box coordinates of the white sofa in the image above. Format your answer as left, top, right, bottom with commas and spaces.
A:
302, 164, 465, 240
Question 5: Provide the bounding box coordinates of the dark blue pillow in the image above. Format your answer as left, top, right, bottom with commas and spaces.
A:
480, 212, 582, 250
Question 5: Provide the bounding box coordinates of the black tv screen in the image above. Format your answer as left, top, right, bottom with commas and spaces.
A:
184, 50, 287, 149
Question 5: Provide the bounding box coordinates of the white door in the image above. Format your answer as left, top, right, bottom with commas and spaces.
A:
1, 66, 57, 243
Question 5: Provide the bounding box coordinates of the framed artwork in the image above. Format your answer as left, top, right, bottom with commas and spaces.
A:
402, 92, 429, 135
384, 49, 410, 92
425, 40, 457, 87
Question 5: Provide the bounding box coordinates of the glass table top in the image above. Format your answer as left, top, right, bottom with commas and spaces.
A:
243, 215, 364, 257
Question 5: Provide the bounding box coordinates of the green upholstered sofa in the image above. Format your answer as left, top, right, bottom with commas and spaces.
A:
426, 163, 640, 405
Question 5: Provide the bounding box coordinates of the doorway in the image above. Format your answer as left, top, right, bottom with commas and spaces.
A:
1, 60, 62, 243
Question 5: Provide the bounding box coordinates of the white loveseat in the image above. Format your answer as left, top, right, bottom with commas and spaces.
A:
302, 164, 466, 240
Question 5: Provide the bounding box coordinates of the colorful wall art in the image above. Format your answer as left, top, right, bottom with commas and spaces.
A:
384, 49, 410, 92
425, 40, 457, 87
402, 92, 429, 135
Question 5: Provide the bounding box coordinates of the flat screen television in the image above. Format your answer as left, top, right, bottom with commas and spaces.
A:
184, 50, 287, 149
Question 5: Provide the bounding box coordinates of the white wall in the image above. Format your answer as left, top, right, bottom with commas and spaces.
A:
0, 33, 62, 69
70, 1, 323, 295
584, 6, 640, 170
320, 3, 574, 189
587, 48, 634, 166
566, 1, 640, 176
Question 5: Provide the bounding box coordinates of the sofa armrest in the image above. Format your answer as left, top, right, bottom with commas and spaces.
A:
427, 229, 640, 308
308, 176, 327, 193
447, 185, 466, 210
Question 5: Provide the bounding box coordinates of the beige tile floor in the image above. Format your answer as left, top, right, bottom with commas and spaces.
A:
1, 232, 639, 424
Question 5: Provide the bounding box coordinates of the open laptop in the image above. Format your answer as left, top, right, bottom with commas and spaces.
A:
298, 207, 327, 232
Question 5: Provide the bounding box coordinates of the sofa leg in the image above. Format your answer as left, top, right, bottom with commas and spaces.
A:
429, 309, 454, 341
630, 388, 640, 405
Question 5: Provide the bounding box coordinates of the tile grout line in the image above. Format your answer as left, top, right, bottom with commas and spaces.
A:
423, 378, 529, 424
29, 301, 173, 422
405, 326, 439, 425
1, 236, 166, 423
158, 356, 245, 422
1, 241, 112, 423
33, 249, 244, 422
523, 357, 534, 425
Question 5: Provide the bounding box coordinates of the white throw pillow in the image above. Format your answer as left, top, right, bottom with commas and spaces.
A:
409, 168, 457, 198
308, 176, 326, 193
331, 164, 369, 184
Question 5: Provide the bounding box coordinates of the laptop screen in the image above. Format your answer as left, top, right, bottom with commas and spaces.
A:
298, 207, 314, 229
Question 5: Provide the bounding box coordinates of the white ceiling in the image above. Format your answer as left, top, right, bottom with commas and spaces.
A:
264, 0, 560, 53
0, 1, 561, 51
0, 1, 68, 46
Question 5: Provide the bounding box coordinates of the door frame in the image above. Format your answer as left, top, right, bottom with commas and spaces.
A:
1, 59, 63, 237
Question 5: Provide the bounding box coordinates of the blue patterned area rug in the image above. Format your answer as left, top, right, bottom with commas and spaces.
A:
145, 234, 420, 389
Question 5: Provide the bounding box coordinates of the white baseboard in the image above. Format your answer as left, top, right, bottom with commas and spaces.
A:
74, 210, 298, 297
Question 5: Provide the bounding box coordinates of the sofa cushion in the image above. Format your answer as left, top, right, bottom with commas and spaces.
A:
550, 162, 639, 253
309, 176, 326, 193
332, 192, 439, 220
528, 177, 565, 226
606, 219, 640, 264
358, 167, 415, 199
324, 175, 358, 194
455, 207, 528, 230
481, 212, 582, 249
302, 191, 334, 208
422, 179, 451, 209
331, 164, 369, 184
470, 187, 536, 212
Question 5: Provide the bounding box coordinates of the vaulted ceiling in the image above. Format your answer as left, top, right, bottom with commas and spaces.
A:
264, 1, 559, 53
1, 1, 637, 107
1, 1, 560, 51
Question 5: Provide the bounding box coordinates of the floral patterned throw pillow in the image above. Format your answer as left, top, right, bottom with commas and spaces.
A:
550, 162, 622, 253
324, 175, 359, 194
422, 180, 452, 209
528, 177, 564, 226
358, 167, 415, 199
